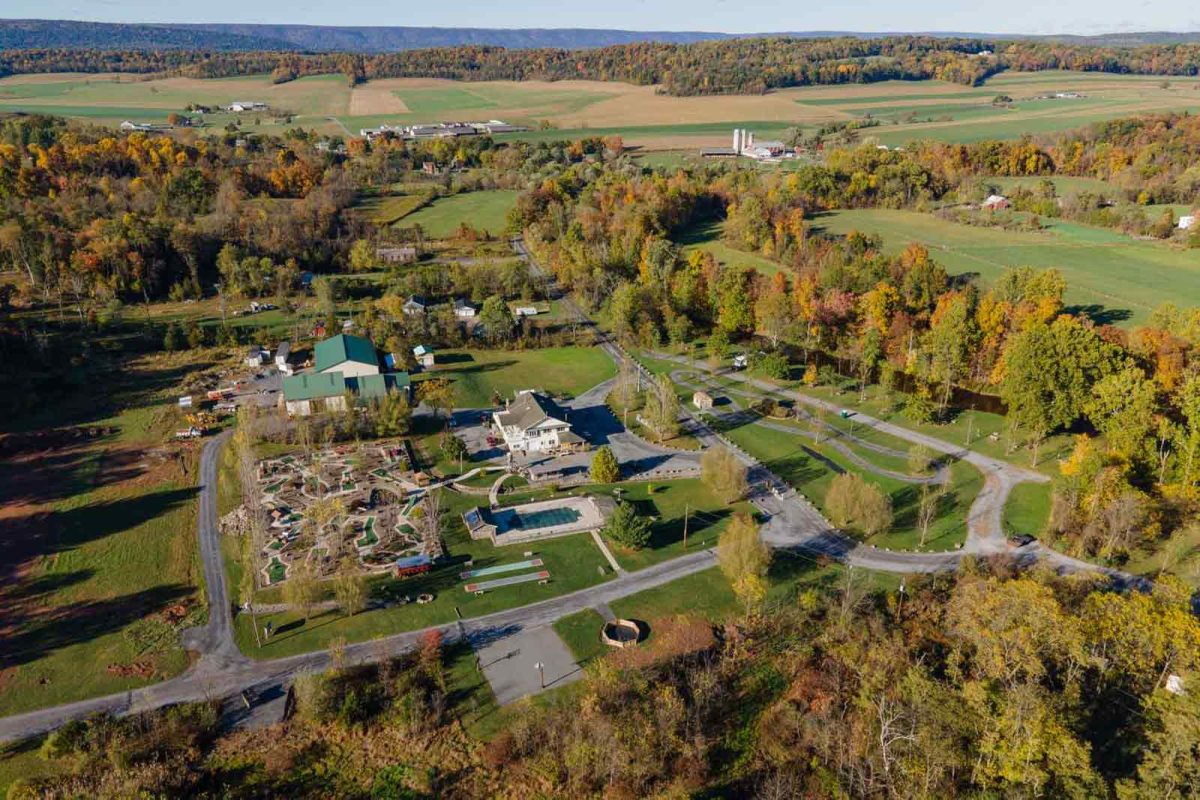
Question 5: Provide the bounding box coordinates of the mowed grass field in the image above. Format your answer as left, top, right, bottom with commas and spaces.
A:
4, 70, 1200, 149
397, 190, 519, 237
420, 346, 616, 407
0, 353, 211, 716
677, 218, 785, 278
813, 208, 1200, 325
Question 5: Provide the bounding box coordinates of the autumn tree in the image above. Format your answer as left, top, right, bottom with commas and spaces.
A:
333, 558, 367, 616
373, 390, 412, 437
642, 373, 680, 443
590, 445, 620, 484
718, 512, 770, 612
283, 559, 321, 622
701, 445, 748, 503
418, 378, 456, 424
826, 472, 893, 537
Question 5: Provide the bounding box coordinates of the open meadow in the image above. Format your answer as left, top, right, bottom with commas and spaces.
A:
396, 190, 520, 237
0, 351, 217, 716
812, 208, 1200, 325
3, 70, 1200, 149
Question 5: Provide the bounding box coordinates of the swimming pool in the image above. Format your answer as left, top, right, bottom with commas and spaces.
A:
495, 506, 582, 532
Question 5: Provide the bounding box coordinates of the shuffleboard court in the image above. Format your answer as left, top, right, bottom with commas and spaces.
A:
465, 570, 551, 593
460, 558, 544, 580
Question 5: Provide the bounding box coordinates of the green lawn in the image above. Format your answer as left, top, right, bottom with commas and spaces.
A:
233, 491, 615, 659
0, 402, 203, 717
397, 190, 520, 238
719, 420, 981, 552
589, 479, 755, 571
354, 189, 434, 225
813, 207, 1200, 326
551, 609, 609, 666
421, 346, 615, 407
1003, 481, 1053, 538
677, 218, 785, 278
610, 566, 740, 623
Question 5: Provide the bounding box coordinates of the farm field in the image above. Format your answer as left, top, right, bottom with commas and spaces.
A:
397, 190, 520, 237
3, 71, 1199, 149
0, 353, 211, 717
420, 346, 616, 408
812, 208, 1200, 325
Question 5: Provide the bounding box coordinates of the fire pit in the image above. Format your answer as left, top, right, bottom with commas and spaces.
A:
600, 619, 642, 649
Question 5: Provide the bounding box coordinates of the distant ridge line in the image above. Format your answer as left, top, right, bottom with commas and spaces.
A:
2, 19, 1199, 52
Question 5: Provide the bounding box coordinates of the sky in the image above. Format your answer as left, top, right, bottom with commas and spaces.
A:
1, 0, 1196, 36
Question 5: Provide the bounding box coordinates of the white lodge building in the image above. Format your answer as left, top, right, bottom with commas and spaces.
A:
492, 391, 583, 454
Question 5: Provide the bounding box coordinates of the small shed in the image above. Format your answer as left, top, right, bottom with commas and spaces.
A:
245, 345, 268, 367
274, 341, 291, 370
692, 391, 714, 411
412, 345, 435, 369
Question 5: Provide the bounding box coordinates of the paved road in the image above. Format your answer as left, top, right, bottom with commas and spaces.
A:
0, 538, 717, 744
646, 351, 1048, 555
0, 240, 1134, 742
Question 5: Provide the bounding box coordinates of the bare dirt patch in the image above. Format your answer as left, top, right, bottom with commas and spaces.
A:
349, 85, 409, 115
609, 615, 717, 669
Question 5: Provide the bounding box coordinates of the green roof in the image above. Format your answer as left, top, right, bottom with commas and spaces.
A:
348, 373, 410, 400
283, 372, 347, 401
285, 371, 411, 403
314, 334, 378, 373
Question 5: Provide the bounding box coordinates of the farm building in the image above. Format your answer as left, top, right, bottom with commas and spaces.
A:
982, 194, 1010, 211
282, 371, 410, 416
120, 120, 172, 132
693, 391, 714, 410
377, 245, 417, 265
282, 373, 350, 416
492, 391, 585, 454
314, 333, 380, 378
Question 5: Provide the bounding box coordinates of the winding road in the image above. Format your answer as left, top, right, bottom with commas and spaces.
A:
0, 239, 1135, 743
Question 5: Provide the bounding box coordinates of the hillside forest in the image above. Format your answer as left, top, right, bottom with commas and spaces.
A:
3, 36, 1200, 94
2, 101, 1200, 796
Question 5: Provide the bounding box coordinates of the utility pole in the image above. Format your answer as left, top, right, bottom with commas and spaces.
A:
682, 503, 689, 550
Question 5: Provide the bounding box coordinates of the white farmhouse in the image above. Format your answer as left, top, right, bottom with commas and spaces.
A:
492, 391, 584, 454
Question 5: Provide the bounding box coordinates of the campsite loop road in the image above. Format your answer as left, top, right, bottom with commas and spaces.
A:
0, 241, 1139, 743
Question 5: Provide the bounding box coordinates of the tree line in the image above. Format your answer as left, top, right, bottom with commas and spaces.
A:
4, 35, 1200, 94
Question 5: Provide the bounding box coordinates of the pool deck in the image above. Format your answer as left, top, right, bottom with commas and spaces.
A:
492, 496, 611, 546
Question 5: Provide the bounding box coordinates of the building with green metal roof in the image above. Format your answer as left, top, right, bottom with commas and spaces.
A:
283, 370, 411, 416
314, 334, 380, 377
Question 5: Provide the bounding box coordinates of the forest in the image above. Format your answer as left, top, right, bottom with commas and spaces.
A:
10, 562, 1200, 798
3, 73, 1200, 798
3, 35, 1200, 94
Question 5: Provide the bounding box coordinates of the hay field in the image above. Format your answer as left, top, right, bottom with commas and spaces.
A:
2, 70, 1199, 148
813, 208, 1200, 325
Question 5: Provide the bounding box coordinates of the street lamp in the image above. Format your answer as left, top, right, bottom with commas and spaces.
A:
534, 661, 545, 689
